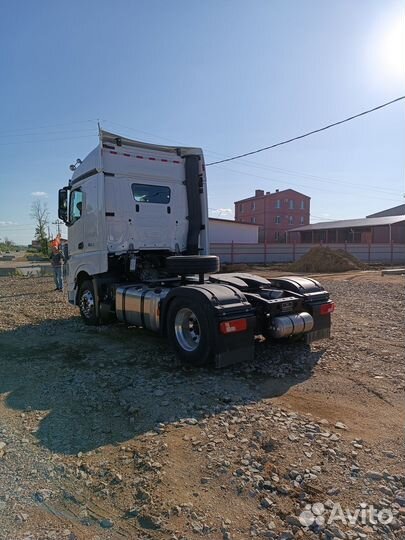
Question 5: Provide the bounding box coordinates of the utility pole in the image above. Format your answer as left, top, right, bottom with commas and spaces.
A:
52, 219, 63, 236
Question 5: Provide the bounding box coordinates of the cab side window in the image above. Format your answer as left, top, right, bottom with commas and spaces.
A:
131, 183, 170, 204
69, 189, 83, 224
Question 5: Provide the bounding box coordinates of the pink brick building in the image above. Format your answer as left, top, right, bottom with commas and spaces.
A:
234, 189, 310, 243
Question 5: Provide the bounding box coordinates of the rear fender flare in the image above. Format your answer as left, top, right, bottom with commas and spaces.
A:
159, 287, 216, 336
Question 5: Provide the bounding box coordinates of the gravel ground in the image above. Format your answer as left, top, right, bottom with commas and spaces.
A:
0, 271, 404, 540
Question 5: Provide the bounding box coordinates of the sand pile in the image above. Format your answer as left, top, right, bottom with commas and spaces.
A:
290, 246, 365, 273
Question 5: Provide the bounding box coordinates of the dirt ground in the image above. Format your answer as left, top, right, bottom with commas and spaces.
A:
0, 270, 404, 540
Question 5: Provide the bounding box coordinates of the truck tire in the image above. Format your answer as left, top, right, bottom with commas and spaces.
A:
167, 297, 213, 365
79, 280, 100, 325
166, 255, 220, 275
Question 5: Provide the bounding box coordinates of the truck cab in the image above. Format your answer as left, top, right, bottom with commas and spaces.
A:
59, 131, 210, 304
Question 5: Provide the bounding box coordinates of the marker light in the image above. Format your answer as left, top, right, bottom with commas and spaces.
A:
219, 319, 248, 334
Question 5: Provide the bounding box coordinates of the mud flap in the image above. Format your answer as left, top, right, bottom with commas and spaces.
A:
214, 320, 256, 367
305, 327, 331, 343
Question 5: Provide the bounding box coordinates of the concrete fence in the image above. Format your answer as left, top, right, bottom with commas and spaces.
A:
210, 242, 405, 265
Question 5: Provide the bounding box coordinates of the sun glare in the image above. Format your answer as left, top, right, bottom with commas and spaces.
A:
374, 14, 405, 83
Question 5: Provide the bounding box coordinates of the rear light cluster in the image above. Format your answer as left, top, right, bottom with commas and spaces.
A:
219, 319, 248, 334
320, 302, 335, 315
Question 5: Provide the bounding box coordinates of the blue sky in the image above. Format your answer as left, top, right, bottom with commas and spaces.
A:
0, 0, 404, 244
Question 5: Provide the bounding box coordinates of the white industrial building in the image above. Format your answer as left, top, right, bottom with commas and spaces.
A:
208, 218, 259, 244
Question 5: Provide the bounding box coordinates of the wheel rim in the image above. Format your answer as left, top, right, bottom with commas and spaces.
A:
174, 308, 201, 352
80, 289, 94, 319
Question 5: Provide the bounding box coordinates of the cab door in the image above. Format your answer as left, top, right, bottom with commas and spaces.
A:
67, 188, 84, 258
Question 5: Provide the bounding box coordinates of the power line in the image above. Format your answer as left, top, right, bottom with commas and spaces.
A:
0, 134, 96, 146
0, 128, 95, 139
206, 96, 405, 166
213, 164, 402, 203
0, 119, 98, 136
0, 224, 34, 228
102, 112, 403, 195
213, 158, 400, 195
202, 136, 402, 195
214, 163, 401, 198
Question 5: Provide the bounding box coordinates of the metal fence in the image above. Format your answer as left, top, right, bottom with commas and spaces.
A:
210, 242, 405, 265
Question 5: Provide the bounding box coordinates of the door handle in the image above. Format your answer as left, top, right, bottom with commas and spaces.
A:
78, 242, 84, 249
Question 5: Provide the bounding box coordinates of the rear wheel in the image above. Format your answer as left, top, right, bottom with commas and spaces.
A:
79, 280, 100, 325
167, 297, 213, 365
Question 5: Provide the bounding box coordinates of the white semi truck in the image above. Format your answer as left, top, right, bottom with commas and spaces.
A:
58, 130, 334, 367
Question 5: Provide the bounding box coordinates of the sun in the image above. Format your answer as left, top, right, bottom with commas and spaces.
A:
375, 14, 405, 82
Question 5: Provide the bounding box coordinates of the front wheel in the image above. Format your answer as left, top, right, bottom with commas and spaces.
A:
78, 280, 100, 325
167, 297, 213, 365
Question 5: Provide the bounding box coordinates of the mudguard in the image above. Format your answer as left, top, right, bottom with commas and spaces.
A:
161, 283, 256, 367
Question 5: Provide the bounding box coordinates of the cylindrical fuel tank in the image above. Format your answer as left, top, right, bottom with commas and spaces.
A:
269, 312, 314, 338
115, 285, 170, 332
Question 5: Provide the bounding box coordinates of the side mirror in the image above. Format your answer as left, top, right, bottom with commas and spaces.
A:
58, 188, 68, 223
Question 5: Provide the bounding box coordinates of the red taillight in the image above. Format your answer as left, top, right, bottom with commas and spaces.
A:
219, 319, 248, 334
320, 302, 335, 315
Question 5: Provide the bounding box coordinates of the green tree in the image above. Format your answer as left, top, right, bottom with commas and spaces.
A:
30, 200, 49, 255
0, 237, 15, 251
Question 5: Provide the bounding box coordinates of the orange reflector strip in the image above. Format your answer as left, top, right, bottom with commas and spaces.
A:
320, 302, 335, 315
219, 319, 248, 334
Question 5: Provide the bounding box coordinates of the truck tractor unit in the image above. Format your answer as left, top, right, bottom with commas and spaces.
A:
58, 131, 334, 367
